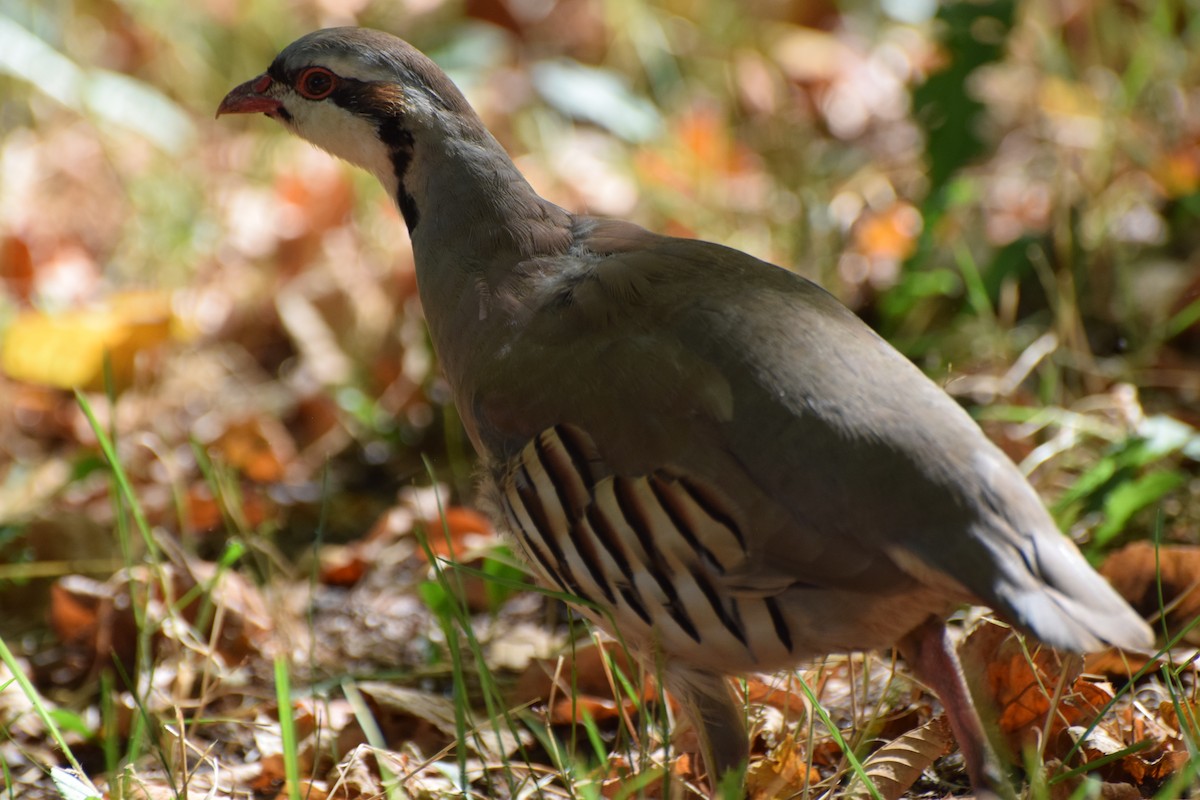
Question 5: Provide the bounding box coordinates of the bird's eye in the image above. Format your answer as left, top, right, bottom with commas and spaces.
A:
297, 67, 336, 100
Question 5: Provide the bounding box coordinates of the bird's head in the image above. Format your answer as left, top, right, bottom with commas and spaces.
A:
218, 27, 475, 221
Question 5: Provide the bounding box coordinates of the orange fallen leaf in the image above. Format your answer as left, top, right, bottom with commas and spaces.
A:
514, 640, 656, 725
852, 203, 922, 262
185, 481, 274, 535
1100, 541, 1199, 645
51, 550, 272, 676
1134, 748, 1189, 783
49, 575, 140, 677
1150, 145, 1200, 198
411, 506, 500, 611
0, 234, 34, 301
546, 694, 624, 725
414, 506, 495, 562
747, 733, 822, 799
211, 416, 297, 483
249, 753, 286, 796
743, 675, 808, 715
318, 544, 369, 587
961, 621, 1119, 759
598, 757, 670, 798
1156, 701, 1200, 737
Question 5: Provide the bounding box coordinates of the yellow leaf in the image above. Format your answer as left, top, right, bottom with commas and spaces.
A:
1, 292, 172, 391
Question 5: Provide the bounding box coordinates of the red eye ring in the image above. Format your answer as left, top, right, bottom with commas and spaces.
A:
296, 67, 337, 100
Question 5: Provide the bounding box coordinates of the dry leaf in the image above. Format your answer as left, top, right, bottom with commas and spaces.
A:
318, 544, 369, 587
1081, 646, 1159, 677
514, 640, 655, 725
297, 781, 329, 800
843, 714, 955, 800
411, 505, 500, 611
50, 548, 272, 675
0, 234, 34, 301
185, 481, 274, 534
328, 745, 389, 799
49, 574, 141, 677
852, 203, 922, 262
1133, 747, 1190, 784
249, 753, 286, 796
414, 506, 495, 562
1151, 144, 1200, 198
210, 415, 297, 483
598, 760, 676, 799
746, 733, 821, 799
961, 620, 1117, 759
1100, 542, 1200, 645
179, 556, 274, 666
743, 674, 809, 716
1, 291, 172, 391
358, 682, 526, 760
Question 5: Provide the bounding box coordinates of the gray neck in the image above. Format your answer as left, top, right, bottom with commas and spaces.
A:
397, 114, 573, 388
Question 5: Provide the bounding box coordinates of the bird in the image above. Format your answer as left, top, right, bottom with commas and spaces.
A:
219, 27, 1154, 797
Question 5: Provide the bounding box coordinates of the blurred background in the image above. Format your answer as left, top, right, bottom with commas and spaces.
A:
0, 0, 1195, 618
3, 1, 1200, 796
2, 0, 1199, 695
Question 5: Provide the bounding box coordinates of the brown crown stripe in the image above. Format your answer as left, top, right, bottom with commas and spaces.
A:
763, 596, 794, 653
647, 475, 726, 574
610, 478, 702, 643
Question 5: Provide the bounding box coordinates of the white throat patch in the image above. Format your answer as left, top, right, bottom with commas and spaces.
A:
282, 94, 401, 200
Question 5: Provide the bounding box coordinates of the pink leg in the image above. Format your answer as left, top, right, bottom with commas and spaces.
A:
898, 616, 1008, 799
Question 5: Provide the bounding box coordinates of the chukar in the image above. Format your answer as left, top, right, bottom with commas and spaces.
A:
219, 27, 1153, 797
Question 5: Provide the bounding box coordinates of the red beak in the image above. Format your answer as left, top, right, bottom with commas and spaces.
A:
216, 74, 283, 118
